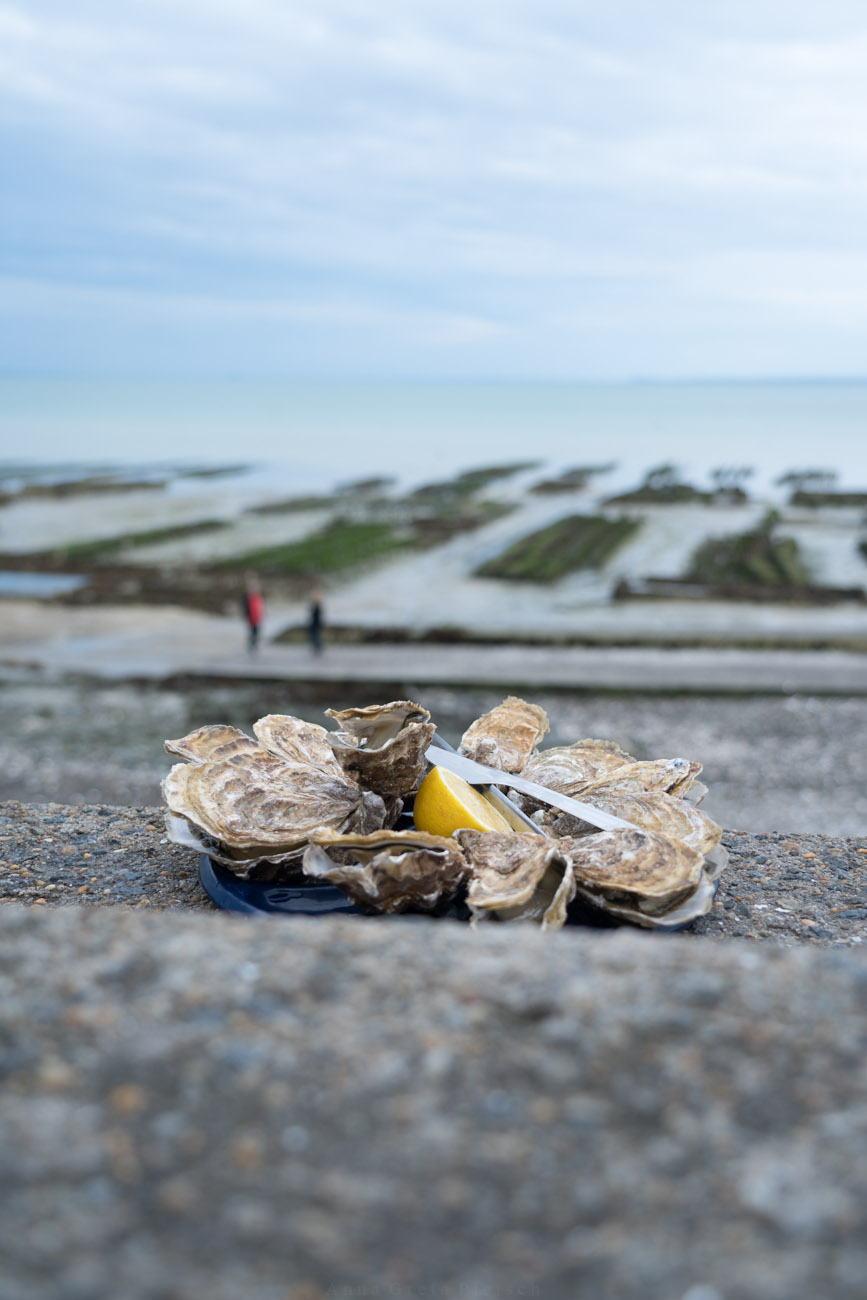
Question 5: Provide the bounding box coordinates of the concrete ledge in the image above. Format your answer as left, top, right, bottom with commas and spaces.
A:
2, 801, 866, 947
2, 803, 866, 1298
2, 904, 867, 1300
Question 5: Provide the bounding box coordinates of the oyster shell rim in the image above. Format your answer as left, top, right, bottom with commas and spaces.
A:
572, 869, 717, 929
301, 825, 469, 914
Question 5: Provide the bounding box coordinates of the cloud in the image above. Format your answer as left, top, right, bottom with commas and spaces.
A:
687, 250, 867, 320
2, 1, 867, 375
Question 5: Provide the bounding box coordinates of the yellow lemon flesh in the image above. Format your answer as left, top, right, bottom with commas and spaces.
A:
413, 765, 514, 837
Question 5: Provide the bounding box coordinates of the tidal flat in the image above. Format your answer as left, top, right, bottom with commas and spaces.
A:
3, 460, 867, 642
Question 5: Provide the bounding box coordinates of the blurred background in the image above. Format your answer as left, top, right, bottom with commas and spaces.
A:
1, 0, 866, 831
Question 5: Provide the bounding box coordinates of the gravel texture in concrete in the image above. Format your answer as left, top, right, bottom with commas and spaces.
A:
2, 903, 867, 1300
0, 802, 211, 912
2, 801, 867, 947
3, 800, 867, 1300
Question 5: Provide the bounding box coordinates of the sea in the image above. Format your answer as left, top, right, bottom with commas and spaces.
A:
1, 377, 866, 499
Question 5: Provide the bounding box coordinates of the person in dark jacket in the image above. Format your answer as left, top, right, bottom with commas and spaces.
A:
307, 585, 324, 655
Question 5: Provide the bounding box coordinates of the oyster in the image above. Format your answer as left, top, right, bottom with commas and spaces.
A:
583, 870, 717, 929
303, 828, 468, 913
559, 828, 710, 924
456, 829, 575, 929
459, 696, 550, 773
163, 695, 726, 929
163, 726, 389, 876
518, 748, 700, 803
520, 738, 637, 793
543, 860, 577, 931
458, 824, 714, 930
325, 700, 436, 797
534, 786, 722, 857
253, 714, 344, 771
165, 724, 265, 765
581, 757, 703, 800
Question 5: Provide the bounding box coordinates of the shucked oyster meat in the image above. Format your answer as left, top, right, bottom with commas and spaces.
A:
459, 696, 550, 773
303, 827, 468, 913
325, 700, 436, 797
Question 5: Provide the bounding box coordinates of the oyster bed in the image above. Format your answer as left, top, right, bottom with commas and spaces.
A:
163, 695, 726, 930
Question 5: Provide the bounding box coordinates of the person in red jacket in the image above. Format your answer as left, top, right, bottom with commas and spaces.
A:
242, 576, 265, 652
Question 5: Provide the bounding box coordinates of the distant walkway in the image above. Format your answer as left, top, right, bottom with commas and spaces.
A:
2, 601, 866, 694
173, 642, 867, 695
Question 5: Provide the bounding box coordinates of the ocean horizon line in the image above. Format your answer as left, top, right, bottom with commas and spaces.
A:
2, 373, 867, 389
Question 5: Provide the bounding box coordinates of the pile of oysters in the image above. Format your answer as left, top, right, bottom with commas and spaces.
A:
162, 696, 725, 930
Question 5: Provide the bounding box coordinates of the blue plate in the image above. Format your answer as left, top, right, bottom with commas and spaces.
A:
198, 854, 473, 922
199, 855, 365, 916
198, 854, 713, 930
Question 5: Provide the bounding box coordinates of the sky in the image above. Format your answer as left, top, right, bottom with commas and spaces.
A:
2, 1, 867, 380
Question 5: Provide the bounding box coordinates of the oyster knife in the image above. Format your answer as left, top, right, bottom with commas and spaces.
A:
425, 746, 638, 833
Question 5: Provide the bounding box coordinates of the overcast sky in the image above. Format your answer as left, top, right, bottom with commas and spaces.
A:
2, 0, 866, 379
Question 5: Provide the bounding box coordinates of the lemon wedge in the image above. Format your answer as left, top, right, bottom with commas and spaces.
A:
413, 764, 514, 837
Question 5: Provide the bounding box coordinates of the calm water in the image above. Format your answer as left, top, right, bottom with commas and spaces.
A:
1, 378, 866, 496
0, 571, 87, 597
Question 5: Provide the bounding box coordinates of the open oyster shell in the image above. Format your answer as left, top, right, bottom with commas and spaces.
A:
520, 738, 637, 793
459, 696, 550, 773
163, 718, 391, 877
592, 757, 703, 799
325, 700, 436, 797
519, 748, 700, 803
535, 785, 722, 857
302, 828, 468, 913
165, 724, 265, 765
455, 830, 575, 930
253, 714, 345, 771
458, 825, 714, 930
559, 828, 706, 916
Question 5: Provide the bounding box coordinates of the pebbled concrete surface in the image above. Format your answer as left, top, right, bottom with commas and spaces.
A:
2, 802, 866, 1299
2, 801, 867, 947
2, 905, 867, 1300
